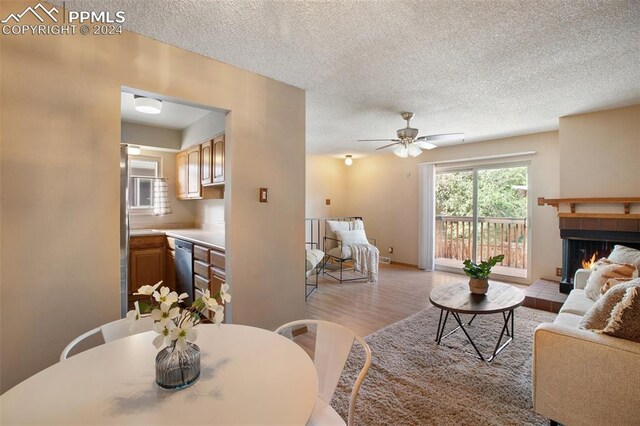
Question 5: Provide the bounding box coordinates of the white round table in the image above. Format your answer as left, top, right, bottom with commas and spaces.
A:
1, 324, 318, 425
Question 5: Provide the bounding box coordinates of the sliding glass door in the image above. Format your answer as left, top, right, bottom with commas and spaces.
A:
435, 164, 529, 279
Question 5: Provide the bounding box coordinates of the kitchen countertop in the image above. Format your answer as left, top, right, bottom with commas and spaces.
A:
130, 228, 225, 251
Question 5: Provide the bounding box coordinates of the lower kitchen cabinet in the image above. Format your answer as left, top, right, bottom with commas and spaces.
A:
129, 235, 165, 309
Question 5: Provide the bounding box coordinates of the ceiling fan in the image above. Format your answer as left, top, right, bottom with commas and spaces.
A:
358, 112, 464, 158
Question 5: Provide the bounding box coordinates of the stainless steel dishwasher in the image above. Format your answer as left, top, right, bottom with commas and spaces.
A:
175, 239, 194, 304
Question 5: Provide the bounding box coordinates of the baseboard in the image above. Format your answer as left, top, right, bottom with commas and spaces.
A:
390, 261, 419, 269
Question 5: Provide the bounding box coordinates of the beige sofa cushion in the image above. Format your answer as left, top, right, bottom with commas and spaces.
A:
584, 259, 638, 301
559, 289, 594, 316
608, 244, 640, 270
553, 312, 583, 328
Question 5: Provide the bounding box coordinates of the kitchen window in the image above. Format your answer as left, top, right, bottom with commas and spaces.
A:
129, 155, 162, 213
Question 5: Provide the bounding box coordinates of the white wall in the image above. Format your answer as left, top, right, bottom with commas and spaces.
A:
1, 0, 305, 392
121, 122, 182, 151
182, 110, 226, 149
337, 132, 561, 282
305, 155, 348, 218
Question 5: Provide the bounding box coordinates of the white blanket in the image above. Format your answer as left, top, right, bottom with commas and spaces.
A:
350, 243, 379, 282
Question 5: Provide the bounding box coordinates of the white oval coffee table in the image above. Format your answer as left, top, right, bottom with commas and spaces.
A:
1, 324, 318, 425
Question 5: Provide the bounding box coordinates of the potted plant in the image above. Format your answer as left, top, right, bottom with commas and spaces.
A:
463, 255, 505, 294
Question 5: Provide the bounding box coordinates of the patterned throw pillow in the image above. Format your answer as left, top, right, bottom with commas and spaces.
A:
584, 259, 638, 301
580, 280, 640, 335
602, 284, 640, 343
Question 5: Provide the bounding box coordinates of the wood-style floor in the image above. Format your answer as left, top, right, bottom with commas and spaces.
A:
305, 263, 467, 337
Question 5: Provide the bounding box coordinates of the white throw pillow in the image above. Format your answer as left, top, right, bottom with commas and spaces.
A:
350, 219, 364, 230
335, 229, 369, 246
608, 245, 640, 270
326, 220, 351, 250
584, 258, 638, 301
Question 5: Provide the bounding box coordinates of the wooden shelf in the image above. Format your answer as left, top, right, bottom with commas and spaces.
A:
538, 197, 640, 215
558, 213, 640, 219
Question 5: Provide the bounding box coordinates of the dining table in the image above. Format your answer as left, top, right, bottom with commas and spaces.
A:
0, 324, 319, 425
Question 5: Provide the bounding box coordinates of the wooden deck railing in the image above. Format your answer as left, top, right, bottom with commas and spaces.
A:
435, 216, 527, 269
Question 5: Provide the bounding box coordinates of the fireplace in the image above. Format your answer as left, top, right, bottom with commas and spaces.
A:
559, 218, 640, 293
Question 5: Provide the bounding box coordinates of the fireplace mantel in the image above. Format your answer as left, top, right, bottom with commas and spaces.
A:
538, 197, 640, 215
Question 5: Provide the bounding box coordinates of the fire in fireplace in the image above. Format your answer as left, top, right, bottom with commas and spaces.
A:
560, 220, 640, 293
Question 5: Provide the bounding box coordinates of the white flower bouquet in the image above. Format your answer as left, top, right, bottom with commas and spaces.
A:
127, 281, 231, 352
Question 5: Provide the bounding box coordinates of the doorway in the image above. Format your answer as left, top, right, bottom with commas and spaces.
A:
434, 163, 529, 279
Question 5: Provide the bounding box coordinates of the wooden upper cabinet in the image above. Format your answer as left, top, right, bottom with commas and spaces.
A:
186, 145, 201, 199
201, 140, 213, 185
176, 150, 188, 200
212, 135, 225, 184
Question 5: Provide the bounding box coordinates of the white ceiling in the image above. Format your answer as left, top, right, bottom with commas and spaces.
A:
74, 1, 640, 156
120, 92, 211, 129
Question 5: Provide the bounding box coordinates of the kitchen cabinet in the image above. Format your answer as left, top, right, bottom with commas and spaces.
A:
165, 237, 176, 290
212, 135, 225, 184
191, 244, 226, 322
177, 133, 225, 199
201, 140, 213, 185
176, 151, 188, 199
186, 145, 201, 199
129, 235, 165, 309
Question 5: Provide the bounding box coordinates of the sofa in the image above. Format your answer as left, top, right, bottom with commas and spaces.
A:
533, 269, 640, 426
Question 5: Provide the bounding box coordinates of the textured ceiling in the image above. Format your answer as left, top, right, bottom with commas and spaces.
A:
61, 1, 640, 156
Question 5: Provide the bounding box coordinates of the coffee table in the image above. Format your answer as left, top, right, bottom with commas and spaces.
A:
429, 281, 525, 362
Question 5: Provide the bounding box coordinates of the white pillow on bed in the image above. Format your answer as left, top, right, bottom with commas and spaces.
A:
335, 229, 369, 246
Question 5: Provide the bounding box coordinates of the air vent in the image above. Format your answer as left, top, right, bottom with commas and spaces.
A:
379, 257, 391, 264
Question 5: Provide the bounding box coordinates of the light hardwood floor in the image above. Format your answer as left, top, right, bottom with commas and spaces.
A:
305, 263, 467, 338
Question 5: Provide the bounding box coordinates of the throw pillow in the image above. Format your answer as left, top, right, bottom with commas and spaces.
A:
335, 229, 369, 246
350, 219, 365, 231
601, 284, 640, 343
580, 280, 640, 332
584, 259, 638, 301
601, 277, 634, 295
608, 245, 640, 270
326, 220, 351, 250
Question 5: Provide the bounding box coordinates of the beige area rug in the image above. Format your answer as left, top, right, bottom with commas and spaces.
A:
331, 306, 557, 425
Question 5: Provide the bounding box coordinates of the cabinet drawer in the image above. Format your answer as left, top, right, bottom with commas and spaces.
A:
194, 245, 209, 262
210, 250, 225, 270
194, 274, 209, 292
210, 266, 226, 280
194, 260, 210, 278
130, 235, 165, 250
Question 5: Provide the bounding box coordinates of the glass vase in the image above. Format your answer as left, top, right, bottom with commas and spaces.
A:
155, 342, 200, 390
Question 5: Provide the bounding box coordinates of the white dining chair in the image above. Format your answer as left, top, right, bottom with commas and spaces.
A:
60, 316, 154, 361
275, 319, 372, 426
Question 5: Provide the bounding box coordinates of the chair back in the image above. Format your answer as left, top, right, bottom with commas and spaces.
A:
60, 316, 153, 361
275, 319, 372, 426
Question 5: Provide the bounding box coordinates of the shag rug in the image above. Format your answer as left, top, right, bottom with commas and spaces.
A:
331, 306, 556, 425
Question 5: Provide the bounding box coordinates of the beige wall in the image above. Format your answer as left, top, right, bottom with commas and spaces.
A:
128, 149, 197, 229
1, 0, 305, 392
559, 105, 640, 211
305, 155, 348, 218
343, 132, 562, 282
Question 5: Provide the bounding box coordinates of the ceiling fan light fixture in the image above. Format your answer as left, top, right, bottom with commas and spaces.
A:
407, 144, 422, 157
393, 144, 409, 158
134, 95, 162, 114
345, 155, 353, 166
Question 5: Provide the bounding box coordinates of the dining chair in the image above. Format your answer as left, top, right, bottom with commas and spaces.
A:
275, 319, 372, 426
60, 316, 154, 361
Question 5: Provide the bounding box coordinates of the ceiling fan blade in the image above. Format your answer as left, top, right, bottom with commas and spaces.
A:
357, 138, 398, 142
417, 133, 465, 142
375, 142, 401, 150
415, 141, 438, 150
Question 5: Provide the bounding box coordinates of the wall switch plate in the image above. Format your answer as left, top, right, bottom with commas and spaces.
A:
325, 199, 331, 205
388, 247, 393, 253
259, 188, 268, 203
556, 267, 562, 277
